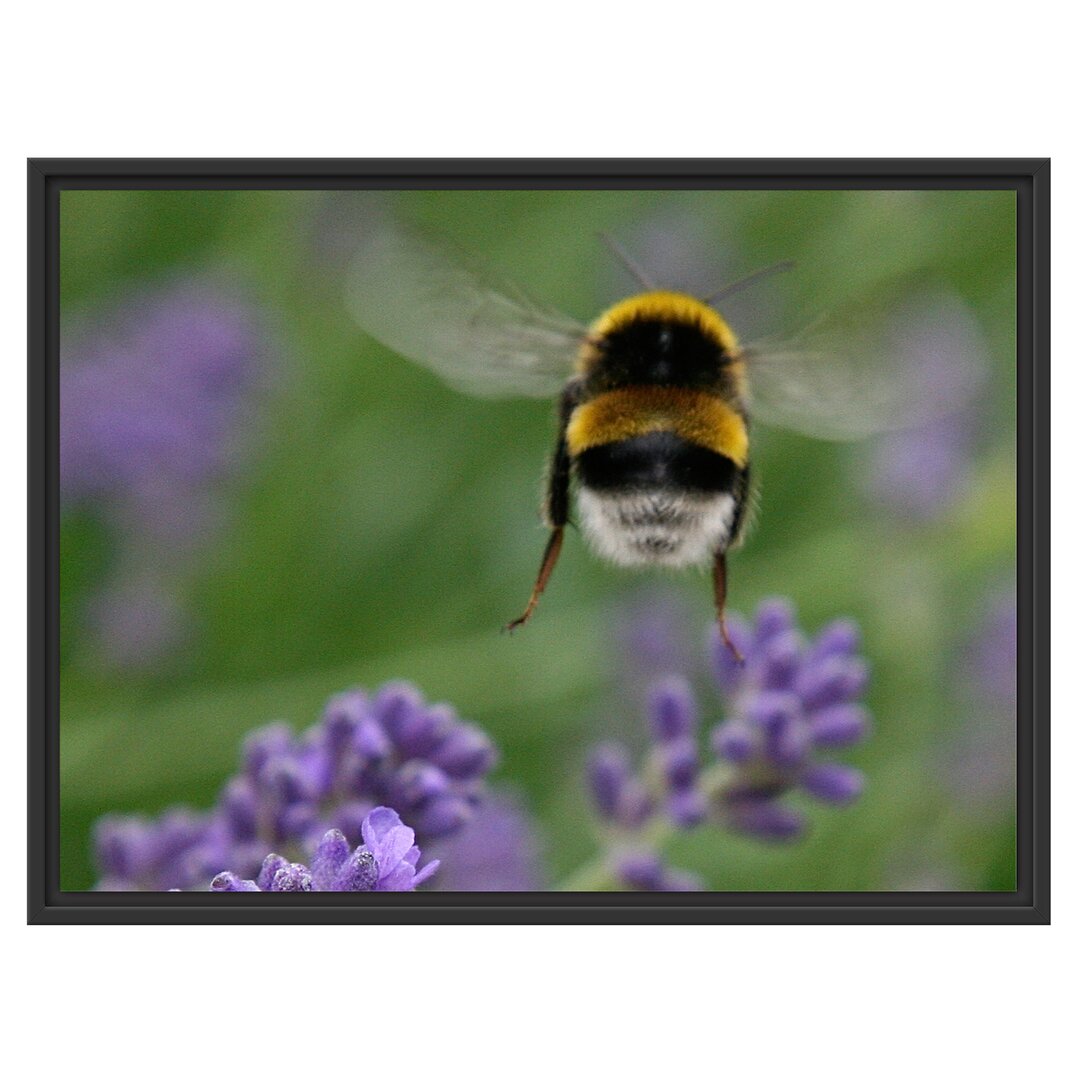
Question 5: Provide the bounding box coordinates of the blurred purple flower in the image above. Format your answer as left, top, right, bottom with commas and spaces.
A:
210, 813, 439, 892
427, 790, 547, 891
583, 597, 871, 888
94, 681, 496, 891
61, 277, 269, 669
864, 294, 988, 520
709, 599, 870, 838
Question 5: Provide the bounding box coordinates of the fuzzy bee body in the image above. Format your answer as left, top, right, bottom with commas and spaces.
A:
558, 292, 752, 571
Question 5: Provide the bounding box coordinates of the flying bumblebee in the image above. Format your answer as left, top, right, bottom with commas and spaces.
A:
346, 219, 948, 657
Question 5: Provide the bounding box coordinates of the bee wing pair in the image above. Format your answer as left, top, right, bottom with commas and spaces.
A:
345, 218, 967, 440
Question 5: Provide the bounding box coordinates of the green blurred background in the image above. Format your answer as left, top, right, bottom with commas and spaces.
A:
59, 188, 1017, 891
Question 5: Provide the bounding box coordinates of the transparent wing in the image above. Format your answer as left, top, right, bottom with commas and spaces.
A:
742, 293, 989, 441
345, 220, 586, 399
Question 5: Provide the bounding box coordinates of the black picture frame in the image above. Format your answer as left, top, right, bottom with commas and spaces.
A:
28, 158, 1050, 924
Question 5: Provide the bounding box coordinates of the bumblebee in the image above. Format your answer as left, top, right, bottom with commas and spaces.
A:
346, 220, 940, 655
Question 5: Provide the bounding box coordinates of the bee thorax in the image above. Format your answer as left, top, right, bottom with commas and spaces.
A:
576, 488, 737, 568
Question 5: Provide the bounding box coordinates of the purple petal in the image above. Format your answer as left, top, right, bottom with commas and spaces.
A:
361, 806, 410, 849
809, 705, 870, 748
754, 630, 803, 691
796, 657, 870, 712
210, 872, 260, 892
801, 763, 864, 804
429, 724, 498, 780
726, 799, 805, 840
808, 619, 861, 663
410, 858, 440, 889
711, 720, 756, 763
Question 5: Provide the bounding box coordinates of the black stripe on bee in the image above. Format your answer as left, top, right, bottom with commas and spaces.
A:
574, 430, 739, 495
586, 318, 733, 393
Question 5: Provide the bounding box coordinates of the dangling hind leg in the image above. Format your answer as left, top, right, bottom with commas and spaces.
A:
712, 549, 744, 664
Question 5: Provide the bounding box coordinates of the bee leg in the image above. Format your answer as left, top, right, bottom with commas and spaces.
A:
712, 549, 745, 664
504, 527, 565, 633
504, 383, 578, 634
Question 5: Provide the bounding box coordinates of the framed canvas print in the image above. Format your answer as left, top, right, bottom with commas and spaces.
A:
28, 158, 1048, 923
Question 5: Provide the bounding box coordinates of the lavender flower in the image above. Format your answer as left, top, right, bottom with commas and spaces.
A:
61, 277, 268, 669
864, 294, 988, 520
210, 811, 439, 892
581, 597, 871, 889
709, 599, 870, 838
94, 681, 496, 891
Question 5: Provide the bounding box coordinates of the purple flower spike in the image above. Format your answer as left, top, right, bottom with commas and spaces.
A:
93, 680, 494, 891
588, 594, 872, 875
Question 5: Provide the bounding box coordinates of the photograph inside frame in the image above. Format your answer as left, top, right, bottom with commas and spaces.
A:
56, 186, 1017, 897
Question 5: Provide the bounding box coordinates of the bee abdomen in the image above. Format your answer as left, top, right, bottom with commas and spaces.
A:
573, 431, 745, 569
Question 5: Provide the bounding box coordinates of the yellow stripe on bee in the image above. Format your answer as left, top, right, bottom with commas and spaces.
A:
577, 290, 739, 372
566, 386, 749, 468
